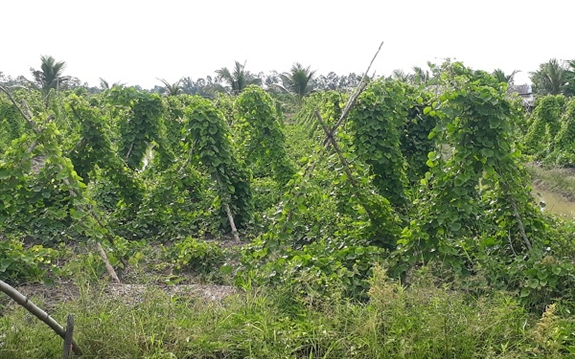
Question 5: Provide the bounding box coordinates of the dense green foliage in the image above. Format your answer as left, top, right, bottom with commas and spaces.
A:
526, 96, 575, 167
234, 86, 295, 185
404, 65, 537, 257
349, 80, 410, 211
524, 95, 566, 157
2, 58, 575, 357
184, 96, 253, 229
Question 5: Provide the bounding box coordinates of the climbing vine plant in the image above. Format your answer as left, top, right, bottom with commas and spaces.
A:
400, 90, 437, 186
547, 97, 575, 166
0, 100, 25, 152
66, 94, 114, 183
523, 95, 566, 158
151, 95, 188, 170
184, 97, 252, 229
399, 63, 547, 271
0, 112, 96, 244
234, 86, 295, 185
348, 79, 410, 212
106, 87, 164, 170
294, 91, 346, 139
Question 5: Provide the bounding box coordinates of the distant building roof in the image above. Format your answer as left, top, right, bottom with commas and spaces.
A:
508, 83, 534, 106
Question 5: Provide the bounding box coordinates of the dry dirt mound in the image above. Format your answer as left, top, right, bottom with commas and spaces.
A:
106, 283, 236, 304
5, 282, 236, 312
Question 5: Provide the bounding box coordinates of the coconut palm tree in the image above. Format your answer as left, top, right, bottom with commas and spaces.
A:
492, 68, 519, 85
278, 63, 316, 100
314, 72, 338, 91
29, 55, 70, 95
99, 78, 126, 90
411, 66, 432, 85
215, 61, 261, 95
565, 59, 575, 96
530, 59, 569, 95
99, 77, 109, 90
157, 78, 183, 96
390, 69, 410, 82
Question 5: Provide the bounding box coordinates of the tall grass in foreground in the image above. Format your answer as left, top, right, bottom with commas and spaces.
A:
1, 266, 573, 358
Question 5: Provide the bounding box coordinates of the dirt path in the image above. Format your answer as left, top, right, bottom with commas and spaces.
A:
5, 282, 236, 313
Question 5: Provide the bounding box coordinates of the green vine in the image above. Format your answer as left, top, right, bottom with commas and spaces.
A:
523, 95, 566, 158
234, 86, 295, 184
184, 97, 252, 229
399, 63, 547, 271
348, 79, 410, 212
107, 87, 164, 170
547, 98, 575, 166
294, 91, 346, 138
0, 100, 26, 152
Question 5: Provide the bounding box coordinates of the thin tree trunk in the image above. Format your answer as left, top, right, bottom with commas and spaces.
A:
0, 280, 83, 356
125, 142, 135, 159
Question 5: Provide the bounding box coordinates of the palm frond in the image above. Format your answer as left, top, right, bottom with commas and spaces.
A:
215, 61, 260, 94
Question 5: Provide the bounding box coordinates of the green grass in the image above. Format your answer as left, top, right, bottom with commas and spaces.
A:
1, 265, 573, 359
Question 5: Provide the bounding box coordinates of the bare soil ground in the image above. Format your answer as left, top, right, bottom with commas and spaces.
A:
3, 282, 236, 315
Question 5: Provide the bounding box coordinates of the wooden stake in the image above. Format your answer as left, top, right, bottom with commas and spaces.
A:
62, 314, 75, 359
0, 280, 83, 356
323, 41, 384, 146
273, 42, 385, 241
510, 196, 532, 251
314, 110, 377, 222
225, 203, 241, 242
96, 242, 121, 283
215, 172, 241, 242
0, 85, 39, 133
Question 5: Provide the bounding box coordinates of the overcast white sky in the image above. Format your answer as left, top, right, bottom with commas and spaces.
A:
1, 0, 574, 88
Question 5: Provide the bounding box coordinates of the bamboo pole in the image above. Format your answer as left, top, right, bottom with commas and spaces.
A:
0, 280, 83, 356
273, 42, 384, 241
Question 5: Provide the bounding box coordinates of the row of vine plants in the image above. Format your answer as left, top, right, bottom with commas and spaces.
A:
1, 61, 574, 311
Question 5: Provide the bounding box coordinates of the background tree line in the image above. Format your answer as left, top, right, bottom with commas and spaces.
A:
6, 56, 572, 101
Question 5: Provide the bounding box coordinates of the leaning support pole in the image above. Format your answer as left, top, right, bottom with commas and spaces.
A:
0, 85, 40, 133
314, 109, 376, 221
0, 280, 83, 356
96, 242, 121, 283
508, 194, 533, 251
225, 203, 241, 242
271, 42, 384, 242
215, 172, 241, 242
322, 41, 384, 146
